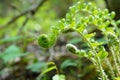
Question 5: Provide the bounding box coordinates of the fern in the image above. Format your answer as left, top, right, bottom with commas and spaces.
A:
38, 1, 120, 80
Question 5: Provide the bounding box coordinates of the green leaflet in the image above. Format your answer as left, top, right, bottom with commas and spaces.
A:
52, 74, 65, 80
0, 45, 27, 63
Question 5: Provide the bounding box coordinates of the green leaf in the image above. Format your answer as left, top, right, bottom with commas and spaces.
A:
97, 47, 108, 59
87, 50, 94, 58
47, 61, 55, 66
26, 62, 46, 72
4, 45, 20, 53
110, 11, 116, 19
90, 42, 103, 48
76, 50, 86, 57
41, 66, 56, 75
0, 36, 23, 44
114, 77, 120, 80
84, 33, 96, 39
52, 74, 65, 80
60, 59, 77, 70
76, 24, 85, 32
97, 51, 108, 60
0, 45, 26, 63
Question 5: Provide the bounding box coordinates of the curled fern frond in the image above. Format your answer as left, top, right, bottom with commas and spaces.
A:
66, 43, 78, 54
38, 34, 50, 48
38, 34, 57, 48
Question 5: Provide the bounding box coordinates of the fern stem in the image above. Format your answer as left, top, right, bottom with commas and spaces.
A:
110, 46, 120, 76
105, 58, 115, 79
77, 31, 108, 80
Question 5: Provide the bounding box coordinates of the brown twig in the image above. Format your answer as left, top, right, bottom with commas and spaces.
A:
17, 17, 29, 35
0, 0, 47, 29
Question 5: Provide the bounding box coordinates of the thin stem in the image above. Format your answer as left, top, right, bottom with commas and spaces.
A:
112, 21, 120, 62
36, 62, 59, 80
117, 43, 120, 65
112, 45, 120, 65
77, 31, 108, 80
105, 58, 115, 79
110, 46, 120, 76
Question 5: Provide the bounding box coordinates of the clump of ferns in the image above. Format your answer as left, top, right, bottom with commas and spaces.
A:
38, 1, 120, 80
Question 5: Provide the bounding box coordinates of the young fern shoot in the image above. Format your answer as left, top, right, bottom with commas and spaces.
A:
38, 1, 120, 80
